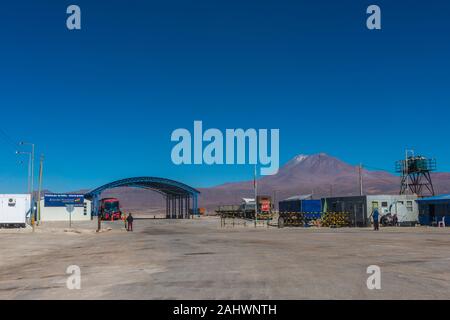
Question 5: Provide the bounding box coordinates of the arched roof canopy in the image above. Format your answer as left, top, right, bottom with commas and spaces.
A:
84, 177, 200, 200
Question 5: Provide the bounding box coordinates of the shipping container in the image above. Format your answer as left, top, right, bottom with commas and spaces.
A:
417, 194, 450, 226
279, 197, 322, 213
278, 196, 322, 228
0, 194, 30, 228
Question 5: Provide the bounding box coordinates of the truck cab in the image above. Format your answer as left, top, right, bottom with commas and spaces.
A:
100, 198, 121, 221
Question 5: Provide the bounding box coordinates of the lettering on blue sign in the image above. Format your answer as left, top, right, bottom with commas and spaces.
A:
44, 194, 85, 207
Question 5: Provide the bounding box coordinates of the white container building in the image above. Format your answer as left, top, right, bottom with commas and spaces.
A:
323, 194, 419, 227
38, 194, 91, 222
0, 194, 30, 228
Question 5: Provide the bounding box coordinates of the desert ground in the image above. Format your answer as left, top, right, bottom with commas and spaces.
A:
0, 216, 449, 299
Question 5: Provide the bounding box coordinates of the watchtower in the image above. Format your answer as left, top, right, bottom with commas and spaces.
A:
395, 150, 436, 196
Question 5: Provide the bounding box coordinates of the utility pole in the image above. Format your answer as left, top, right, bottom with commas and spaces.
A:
404, 149, 408, 194
26, 152, 32, 194
359, 163, 363, 196
31, 144, 34, 200
272, 189, 277, 212
20, 142, 35, 195
19, 142, 35, 216
37, 154, 44, 225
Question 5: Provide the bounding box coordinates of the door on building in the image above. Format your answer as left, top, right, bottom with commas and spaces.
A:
429, 204, 435, 225
352, 202, 364, 227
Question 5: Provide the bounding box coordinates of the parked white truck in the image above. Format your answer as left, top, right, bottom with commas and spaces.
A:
0, 194, 30, 228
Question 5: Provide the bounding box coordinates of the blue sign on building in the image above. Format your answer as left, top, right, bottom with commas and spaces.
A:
44, 194, 85, 207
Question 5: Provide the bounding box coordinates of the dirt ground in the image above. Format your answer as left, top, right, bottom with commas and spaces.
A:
0, 217, 449, 300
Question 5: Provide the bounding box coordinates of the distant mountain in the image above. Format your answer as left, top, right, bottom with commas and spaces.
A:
66, 153, 450, 212
198, 153, 450, 210
67, 187, 166, 212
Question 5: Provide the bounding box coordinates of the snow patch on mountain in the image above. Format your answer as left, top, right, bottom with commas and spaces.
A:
293, 154, 309, 163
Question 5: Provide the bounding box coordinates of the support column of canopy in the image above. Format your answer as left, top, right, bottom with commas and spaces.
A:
165, 193, 197, 219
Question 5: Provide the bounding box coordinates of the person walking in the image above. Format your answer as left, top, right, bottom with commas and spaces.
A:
121, 212, 127, 229
372, 208, 380, 231
126, 213, 134, 232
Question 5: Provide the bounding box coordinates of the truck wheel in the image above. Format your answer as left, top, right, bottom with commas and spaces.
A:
278, 217, 285, 228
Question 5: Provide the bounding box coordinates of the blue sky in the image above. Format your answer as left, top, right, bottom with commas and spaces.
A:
0, 0, 449, 193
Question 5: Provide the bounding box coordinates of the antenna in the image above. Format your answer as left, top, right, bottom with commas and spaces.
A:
358, 163, 363, 196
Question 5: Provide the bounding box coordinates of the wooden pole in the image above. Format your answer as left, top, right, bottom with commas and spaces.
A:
37, 155, 44, 225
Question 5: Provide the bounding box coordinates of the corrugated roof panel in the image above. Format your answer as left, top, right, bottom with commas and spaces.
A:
283, 194, 313, 201
417, 194, 450, 202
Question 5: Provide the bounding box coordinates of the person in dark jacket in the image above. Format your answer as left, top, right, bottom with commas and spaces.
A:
393, 213, 398, 227
126, 213, 134, 232
372, 208, 380, 231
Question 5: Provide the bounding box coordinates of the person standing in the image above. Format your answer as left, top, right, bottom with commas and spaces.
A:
121, 212, 127, 229
372, 208, 380, 231
126, 213, 134, 232
393, 213, 398, 227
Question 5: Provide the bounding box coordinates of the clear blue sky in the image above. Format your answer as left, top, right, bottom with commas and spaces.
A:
0, 0, 449, 193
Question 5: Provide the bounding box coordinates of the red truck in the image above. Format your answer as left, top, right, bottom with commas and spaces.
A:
100, 198, 122, 221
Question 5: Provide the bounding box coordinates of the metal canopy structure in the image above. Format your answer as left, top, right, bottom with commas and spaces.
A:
84, 177, 200, 219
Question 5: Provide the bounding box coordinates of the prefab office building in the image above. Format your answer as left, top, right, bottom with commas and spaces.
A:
38, 194, 91, 222
0, 194, 30, 228
322, 195, 419, 227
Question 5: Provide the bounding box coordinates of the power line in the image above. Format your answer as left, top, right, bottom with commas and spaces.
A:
363, 164, 396, 174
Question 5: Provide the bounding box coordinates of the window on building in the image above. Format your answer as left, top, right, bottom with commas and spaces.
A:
406, 201, 413, 212
381, 202, 388, 207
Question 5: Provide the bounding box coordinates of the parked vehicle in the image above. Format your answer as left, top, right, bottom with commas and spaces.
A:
100, 198, 122, 221
216, 196, 273, 220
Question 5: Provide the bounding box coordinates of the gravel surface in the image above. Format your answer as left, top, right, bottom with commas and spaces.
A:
0, 217, 449, 299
